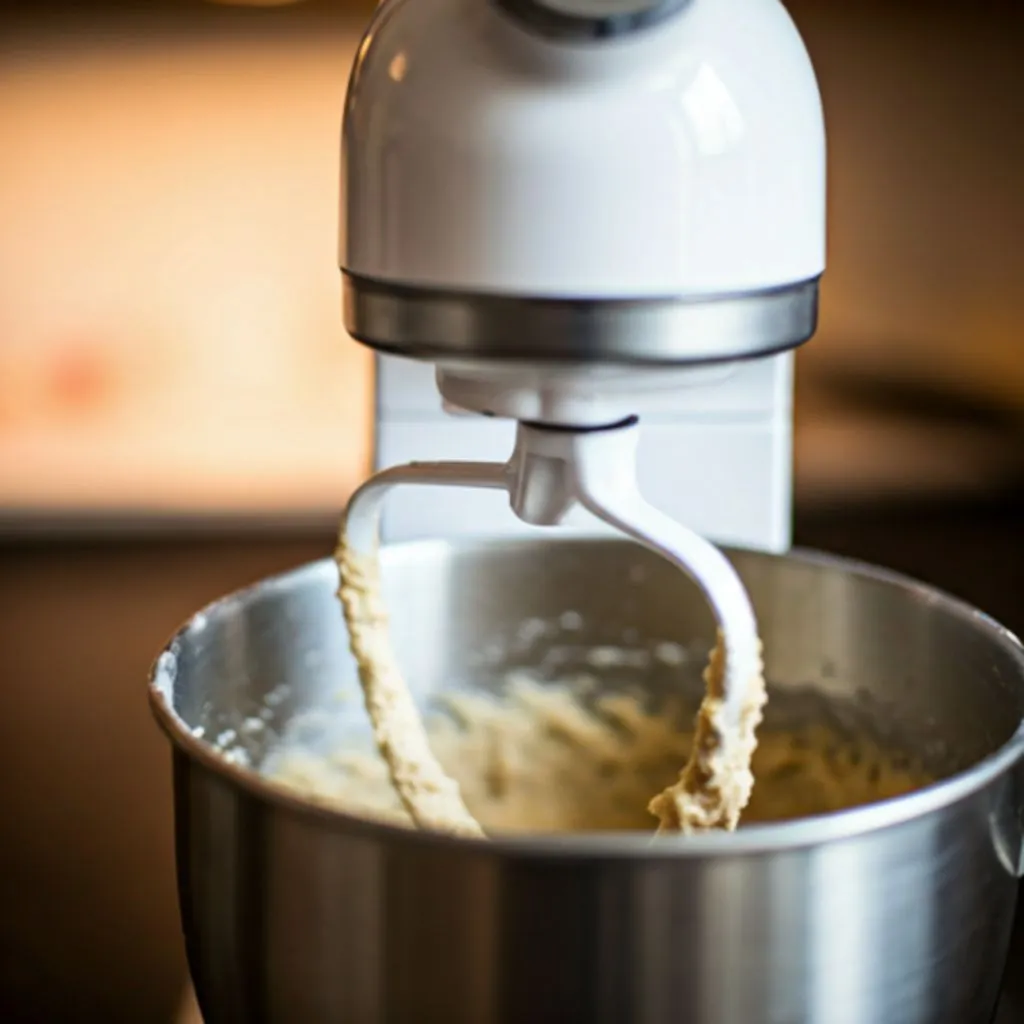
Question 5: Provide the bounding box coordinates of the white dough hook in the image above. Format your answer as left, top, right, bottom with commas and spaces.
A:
341, 418, 760, 736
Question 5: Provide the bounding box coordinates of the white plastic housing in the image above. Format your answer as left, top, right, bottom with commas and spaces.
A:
343, 0, 826, 298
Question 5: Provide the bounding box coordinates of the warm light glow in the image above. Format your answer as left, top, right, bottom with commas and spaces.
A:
0, 33, 372, 516
388, 52, 407, 82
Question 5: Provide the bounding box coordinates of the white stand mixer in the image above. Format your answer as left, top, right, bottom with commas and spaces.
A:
156, 4, 1024, 1015
338, 0, 825, 820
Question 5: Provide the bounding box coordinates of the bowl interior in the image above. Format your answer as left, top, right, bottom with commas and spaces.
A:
158, 539, 1024, 801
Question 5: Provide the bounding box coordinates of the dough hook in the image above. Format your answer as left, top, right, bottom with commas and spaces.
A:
341, 418, 761, 742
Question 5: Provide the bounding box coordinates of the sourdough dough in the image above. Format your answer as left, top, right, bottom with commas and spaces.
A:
336, 537, 483, 838
268, 672, 930, 833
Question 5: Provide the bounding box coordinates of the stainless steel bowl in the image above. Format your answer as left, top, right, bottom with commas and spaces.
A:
150, 539, 1024, 1024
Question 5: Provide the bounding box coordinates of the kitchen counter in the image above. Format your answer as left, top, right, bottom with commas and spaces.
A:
0, 532, 330, 1024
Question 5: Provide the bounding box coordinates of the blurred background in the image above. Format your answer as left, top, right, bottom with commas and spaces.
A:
1, 0, 1022, 1020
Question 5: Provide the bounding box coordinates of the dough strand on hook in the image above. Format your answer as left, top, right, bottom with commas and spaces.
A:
568, 422, 767, 834
337, 535, 485, 838
335, 462, 506, 839
648, 632, 766, 834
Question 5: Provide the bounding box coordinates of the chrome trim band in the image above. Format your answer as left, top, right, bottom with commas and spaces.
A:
343, 272, 820, 367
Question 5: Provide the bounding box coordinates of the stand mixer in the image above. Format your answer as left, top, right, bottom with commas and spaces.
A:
152, 1, 1024, 1017
337, 0, 825, 824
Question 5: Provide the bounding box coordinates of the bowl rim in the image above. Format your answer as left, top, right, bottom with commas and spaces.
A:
148, 537, 1024, 860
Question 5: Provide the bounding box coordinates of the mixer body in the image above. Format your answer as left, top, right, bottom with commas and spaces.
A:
148, 4, 1024, 1020
342, 0, 824, 304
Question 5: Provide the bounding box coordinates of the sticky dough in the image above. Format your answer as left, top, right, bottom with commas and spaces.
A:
269, 673, 930, 834
647, 633, 768, 835
336, 539, 483, 838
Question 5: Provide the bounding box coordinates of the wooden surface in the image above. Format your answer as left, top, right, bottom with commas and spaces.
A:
0, 534, 333, 1024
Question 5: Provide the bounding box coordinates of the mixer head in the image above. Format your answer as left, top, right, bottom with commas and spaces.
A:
342, 0, 825, 424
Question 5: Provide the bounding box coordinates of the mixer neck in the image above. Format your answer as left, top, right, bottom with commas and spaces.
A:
372, 351, 793, 551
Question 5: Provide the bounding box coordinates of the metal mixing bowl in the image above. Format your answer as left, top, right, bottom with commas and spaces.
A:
150, 539, 1024, 1024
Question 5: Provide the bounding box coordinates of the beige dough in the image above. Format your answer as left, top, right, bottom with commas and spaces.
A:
648, 633, 767, 835
269, 673, 930, 833
335, 536, 483, 838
